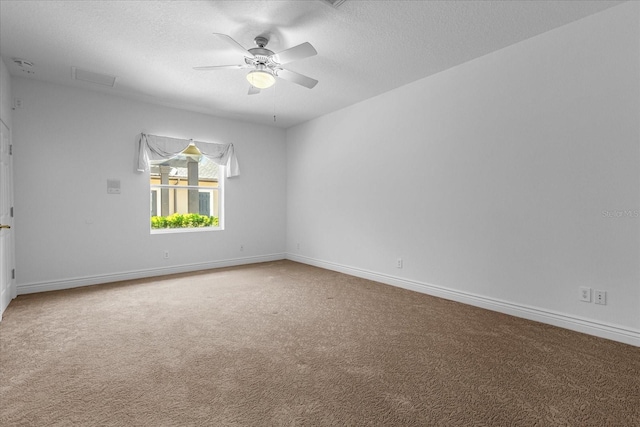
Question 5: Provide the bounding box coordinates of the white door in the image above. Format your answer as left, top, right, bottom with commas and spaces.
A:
0, 119, 15, 318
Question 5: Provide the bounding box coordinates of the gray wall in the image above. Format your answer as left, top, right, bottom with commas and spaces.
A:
13, 78, 287, 291
286, 3, 639, 344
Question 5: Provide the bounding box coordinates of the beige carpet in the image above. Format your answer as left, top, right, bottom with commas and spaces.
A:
1, 260, 638, 426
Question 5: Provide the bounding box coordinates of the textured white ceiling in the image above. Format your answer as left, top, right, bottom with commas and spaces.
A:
0, 0, 625, 128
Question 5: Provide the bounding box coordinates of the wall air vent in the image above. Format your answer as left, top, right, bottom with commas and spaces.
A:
319, 0, 347, 8
71, 67, 117, 87
13, 58, 33, 68
13, 58, 35, 75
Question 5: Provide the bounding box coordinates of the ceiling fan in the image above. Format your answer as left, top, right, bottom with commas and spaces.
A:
194, 33, 318, 95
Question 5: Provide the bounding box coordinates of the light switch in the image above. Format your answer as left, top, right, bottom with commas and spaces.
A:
107, 179, 121, 194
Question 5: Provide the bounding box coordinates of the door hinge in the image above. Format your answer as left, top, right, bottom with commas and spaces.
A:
9, 145, 12, 155
11, 269, 15, 280
10, 207, 13, 217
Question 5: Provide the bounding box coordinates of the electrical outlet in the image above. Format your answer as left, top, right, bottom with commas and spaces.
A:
594, 290, 607, 305
579, 286, 591, 302
240, 245, 244, 252
163, 250, 169, 259
296, 242, 300, 251
396, 258, 403, 269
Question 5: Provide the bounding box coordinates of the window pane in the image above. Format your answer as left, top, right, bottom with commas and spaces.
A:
149, 153, 219, 186
149, 145, 221, 230
151, 190, 158, 217
199, 192, 211, 216
150, 188, 219, 229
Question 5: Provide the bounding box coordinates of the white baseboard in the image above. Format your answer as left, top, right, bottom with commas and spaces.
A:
17, 253, 286, 295
286, 253, 640, 347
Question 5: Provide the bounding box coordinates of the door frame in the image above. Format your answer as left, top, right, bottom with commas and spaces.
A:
0, 118, 16, 320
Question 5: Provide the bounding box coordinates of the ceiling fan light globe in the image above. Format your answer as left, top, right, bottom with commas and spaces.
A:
247, 70, 275, 89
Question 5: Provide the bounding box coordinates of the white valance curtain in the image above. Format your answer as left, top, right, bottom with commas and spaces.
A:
136, 133, 240, 177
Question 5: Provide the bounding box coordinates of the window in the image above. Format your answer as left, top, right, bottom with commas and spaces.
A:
149, 144, 223, 232
136, 133, 238, 232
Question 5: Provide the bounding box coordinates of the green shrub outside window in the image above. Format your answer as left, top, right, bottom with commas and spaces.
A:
151, 213, 219, 229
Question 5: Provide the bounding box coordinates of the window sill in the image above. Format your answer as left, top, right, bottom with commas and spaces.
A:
150, 227, 223, 235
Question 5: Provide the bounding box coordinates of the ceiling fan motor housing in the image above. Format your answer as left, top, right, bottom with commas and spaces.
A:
247, 48, 274, 58
249, 35, 274, 58
248, 36, 279, 69
246, 43, 280, 75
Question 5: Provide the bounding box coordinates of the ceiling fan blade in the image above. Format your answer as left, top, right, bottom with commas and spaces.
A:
276, 68, 318, 89
212, 33, 255, 58
271, 42, 317, 64
193, 64, 249, 71
248, 86, 260, 95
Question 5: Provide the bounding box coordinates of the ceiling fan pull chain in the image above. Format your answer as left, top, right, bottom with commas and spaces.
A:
273, 81, 277, 122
